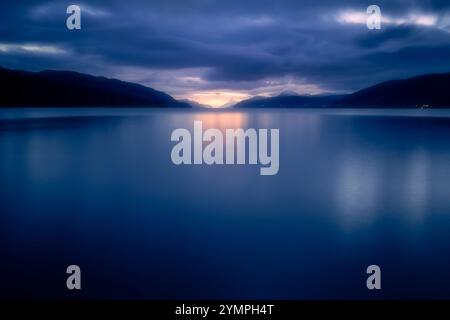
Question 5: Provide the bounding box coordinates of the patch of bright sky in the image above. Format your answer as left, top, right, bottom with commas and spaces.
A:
185, 91, 250, 108
336, 10, 437, 27
0, 43, 67, 54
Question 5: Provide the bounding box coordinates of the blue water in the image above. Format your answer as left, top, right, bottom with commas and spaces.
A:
1, 108, 450, 299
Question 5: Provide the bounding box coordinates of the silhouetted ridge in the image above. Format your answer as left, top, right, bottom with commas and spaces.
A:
340, 73, 450, 107
0, 67, 190, 108
233, 94, 345, 108
234, 72, 450, 108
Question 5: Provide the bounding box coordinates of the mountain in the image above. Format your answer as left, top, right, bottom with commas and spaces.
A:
179, 99, 210, 108
339, 73, 450, 107
234, 72, 450, 108
0, 67, 190, 108
233, 94, 346, 108
4, 66, 450, 108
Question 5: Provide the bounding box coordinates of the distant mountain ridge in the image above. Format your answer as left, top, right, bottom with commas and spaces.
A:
0, 67, 190, 108
234, 72, 450, 108
3, 67, 450, 108
179, 99, 210, 108
340, 72, 450, 107
233, 94, 346, 108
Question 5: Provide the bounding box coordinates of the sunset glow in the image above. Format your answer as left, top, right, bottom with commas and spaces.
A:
185, 91, 251, 108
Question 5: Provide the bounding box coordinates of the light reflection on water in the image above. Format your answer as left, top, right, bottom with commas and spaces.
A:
1, 108, 450, 299
334, 153, 380, 230
404, 149, 429, 222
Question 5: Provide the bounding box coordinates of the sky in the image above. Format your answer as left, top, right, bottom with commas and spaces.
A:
2, 1, 450, 107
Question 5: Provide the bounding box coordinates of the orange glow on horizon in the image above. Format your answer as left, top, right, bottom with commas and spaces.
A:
186, 91, 250, 108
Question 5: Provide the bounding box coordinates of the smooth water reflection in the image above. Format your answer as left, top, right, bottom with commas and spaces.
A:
1, 108, 450, 299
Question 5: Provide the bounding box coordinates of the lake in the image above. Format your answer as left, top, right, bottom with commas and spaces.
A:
1, 108, 450, 299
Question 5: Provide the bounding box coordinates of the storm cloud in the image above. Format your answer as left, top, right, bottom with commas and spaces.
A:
1, 0, 450, 106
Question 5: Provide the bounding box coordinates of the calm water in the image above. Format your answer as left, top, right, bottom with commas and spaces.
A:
1, 108, 450, 299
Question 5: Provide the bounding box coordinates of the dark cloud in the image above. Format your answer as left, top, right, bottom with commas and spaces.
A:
1, 0, 450, 102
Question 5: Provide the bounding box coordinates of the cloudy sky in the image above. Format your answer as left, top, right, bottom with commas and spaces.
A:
2, 0, 450, 107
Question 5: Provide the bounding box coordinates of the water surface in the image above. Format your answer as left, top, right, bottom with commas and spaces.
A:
1, 108, 450, 299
